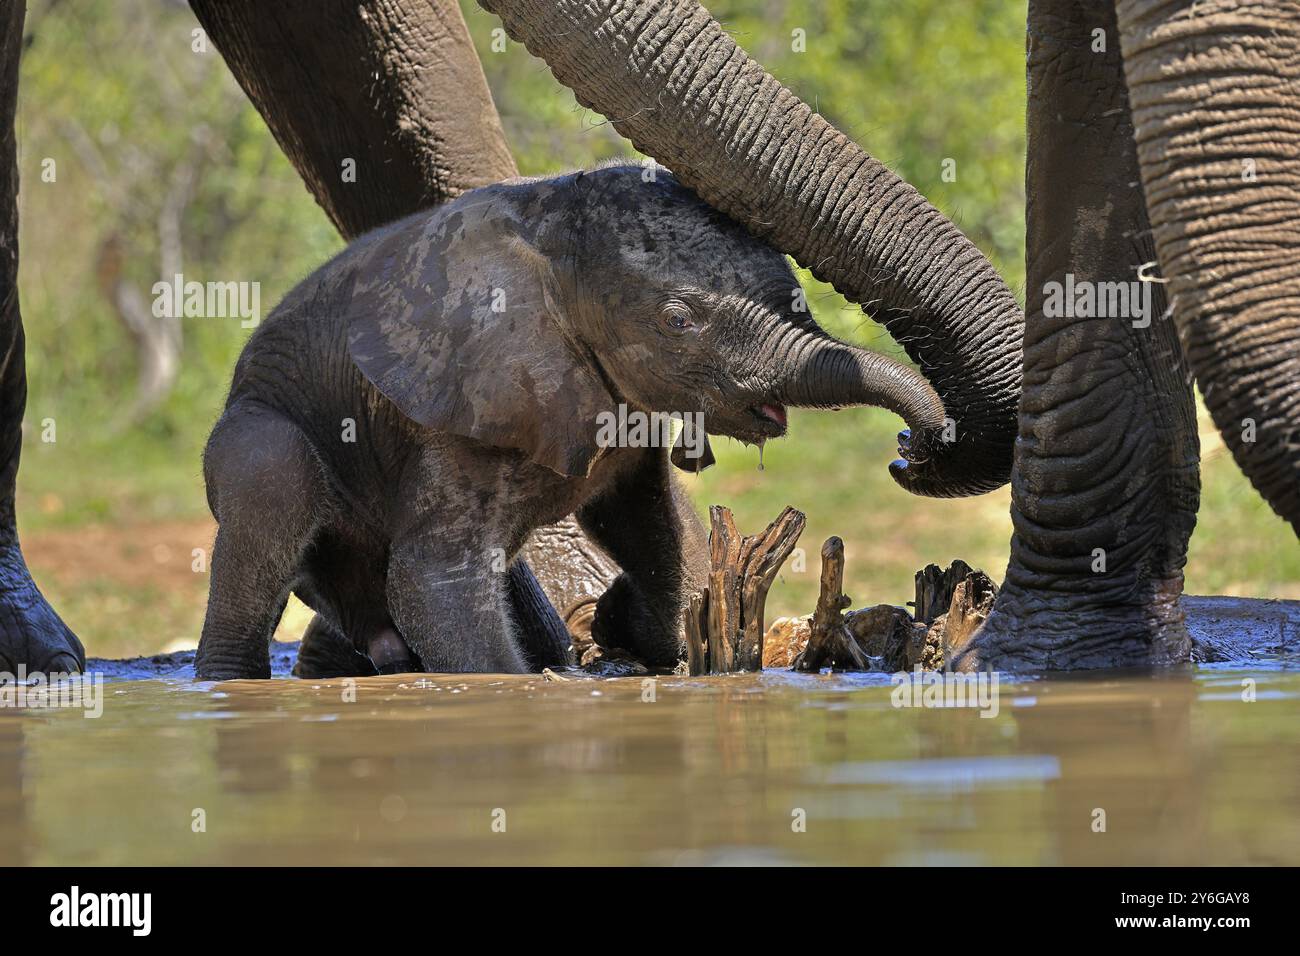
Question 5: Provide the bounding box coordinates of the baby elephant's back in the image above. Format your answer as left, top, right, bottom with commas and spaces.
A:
227, 231, 389, 426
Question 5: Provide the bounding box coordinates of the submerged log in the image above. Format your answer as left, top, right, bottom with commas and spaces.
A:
683, 505, 806, 675
793, 537, 871, 672
763, 616, 811, 668
847, 604, 919, 665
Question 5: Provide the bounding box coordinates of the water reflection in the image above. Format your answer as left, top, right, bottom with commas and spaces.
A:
2, 665, 1297, 864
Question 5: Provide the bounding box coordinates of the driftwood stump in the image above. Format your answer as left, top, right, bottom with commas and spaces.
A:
684, 505, 806, 675
908, 560, 998, 669
792, 537, 871, 672
914, 559, 976, 625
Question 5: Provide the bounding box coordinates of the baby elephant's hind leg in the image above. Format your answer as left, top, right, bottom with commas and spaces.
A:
293, 616, 377, 679
506, 560, 573, 670
195, 406, 326, 680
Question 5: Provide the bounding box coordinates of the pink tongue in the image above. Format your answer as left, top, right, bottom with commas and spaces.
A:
761, 403, 788, 427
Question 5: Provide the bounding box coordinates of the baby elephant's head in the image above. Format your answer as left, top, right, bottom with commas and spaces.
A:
554, 164, 944, 453
347, 164, 944, 478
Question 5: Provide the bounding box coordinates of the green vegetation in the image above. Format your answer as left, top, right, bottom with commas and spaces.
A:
12, 0, 1297, 658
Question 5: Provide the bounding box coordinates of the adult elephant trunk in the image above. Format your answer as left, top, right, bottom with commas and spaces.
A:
1117, 0, 1300, 536
775, 333, 946, 446
480, 0, 1023, 499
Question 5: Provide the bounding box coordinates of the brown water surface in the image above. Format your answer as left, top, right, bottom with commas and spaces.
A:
1, 664, 1297, 865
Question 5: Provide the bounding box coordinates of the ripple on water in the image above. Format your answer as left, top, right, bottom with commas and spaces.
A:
1, 657, 1298, 864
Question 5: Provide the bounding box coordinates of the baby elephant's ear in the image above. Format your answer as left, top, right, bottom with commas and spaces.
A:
346, 185, 614, 478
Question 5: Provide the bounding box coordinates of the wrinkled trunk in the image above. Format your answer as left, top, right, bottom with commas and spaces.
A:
954, 0, 1199, 670
1118, 0, 1300, 536
189, 0, 622, 636
0, 0, 85, 674
480, 0, 1023, 499
777, 332, 946, 440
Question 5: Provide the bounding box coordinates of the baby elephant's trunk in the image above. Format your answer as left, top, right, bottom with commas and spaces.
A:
778, 333, 947, 457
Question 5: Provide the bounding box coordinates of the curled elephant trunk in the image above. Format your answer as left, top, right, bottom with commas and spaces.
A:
776, 333, 947, 462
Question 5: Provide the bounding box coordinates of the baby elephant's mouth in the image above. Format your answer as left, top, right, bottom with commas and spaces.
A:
748, 402, 788, 434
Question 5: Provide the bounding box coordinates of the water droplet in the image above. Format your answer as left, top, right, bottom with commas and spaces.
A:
757, 440, 766, 471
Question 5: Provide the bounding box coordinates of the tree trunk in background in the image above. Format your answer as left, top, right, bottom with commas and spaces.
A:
479, 0, 1024, 500
189, 0, 517, 238
0, 0, 85, 673
955, 0, 1199, 670
1118, 0, 1300, 536
188, 0, 617, 632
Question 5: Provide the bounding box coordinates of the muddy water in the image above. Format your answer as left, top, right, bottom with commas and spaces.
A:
2, 663, 1298, 865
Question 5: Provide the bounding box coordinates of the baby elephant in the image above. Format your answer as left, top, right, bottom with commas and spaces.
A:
194, 164, 944, 680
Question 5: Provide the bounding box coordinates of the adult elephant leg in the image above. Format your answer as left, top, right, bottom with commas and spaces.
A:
480, 0, 1024, 499
188, 0, 619, 632
0, 0, 84, 675
187, 0, 517, 237
956, 0, 1199, 670
1118, 0, 1300, 535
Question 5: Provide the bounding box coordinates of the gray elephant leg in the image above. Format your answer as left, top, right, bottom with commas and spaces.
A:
0, 0, 84, 677
954, 0, 1199, 670
385, 529, 528, 675
505, 560, 573, 670
577, 450, 709, 668
195, 406, 327, 680
292, 575, 552, 677
188, 0, 516, 238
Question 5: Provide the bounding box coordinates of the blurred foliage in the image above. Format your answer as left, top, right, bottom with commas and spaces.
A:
9, 0, 1298, 656
18, 0, 342, 529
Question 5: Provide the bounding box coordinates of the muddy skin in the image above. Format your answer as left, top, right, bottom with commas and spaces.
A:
194, 165, 943, 680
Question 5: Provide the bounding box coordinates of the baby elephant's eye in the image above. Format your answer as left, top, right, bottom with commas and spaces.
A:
662, 302, 694, 332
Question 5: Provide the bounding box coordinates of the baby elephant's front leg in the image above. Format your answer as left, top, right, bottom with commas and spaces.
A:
578, 450, 709, 667
385, 533, 528, 674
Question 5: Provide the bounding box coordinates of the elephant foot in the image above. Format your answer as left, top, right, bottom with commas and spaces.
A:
950, 578, 1191, 672
367, 626, 421, 675
590, 573, 682, 669
293, 617, 420, 679
193, 650, 272, 682
293, 616, 377, 679
0, 539, 84, 676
